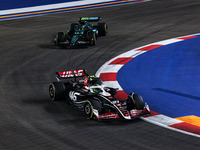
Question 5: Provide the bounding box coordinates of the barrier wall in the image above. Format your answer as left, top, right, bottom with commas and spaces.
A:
0, 0, 77, 10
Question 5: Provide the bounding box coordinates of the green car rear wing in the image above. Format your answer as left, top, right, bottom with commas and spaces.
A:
79, 17, 101, 22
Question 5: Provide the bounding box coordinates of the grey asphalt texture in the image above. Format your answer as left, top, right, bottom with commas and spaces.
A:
0, 0, 200, 149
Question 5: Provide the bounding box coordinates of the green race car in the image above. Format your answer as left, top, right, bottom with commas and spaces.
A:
54, 17, 107, 47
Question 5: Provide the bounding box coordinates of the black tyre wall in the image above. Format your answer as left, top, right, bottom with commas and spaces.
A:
56, 32, 65, 45
127, 93, 135, 110
84, 101, 93, 119
70, 23, 79, 30
133, 94, 144, 110
97, 23, 107, 36
127, 93, 144, 110
90, 99, 102, 114
49, 82, 66, 101
88, 32, 96, 46
84, 100, 102, 119
68, 23, 79, 36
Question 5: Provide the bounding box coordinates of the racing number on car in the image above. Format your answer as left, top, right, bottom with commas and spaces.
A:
69, 91, 79, 101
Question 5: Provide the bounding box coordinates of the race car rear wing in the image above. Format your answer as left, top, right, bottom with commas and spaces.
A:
56, 69, 88, 80
79, 17, 101, 22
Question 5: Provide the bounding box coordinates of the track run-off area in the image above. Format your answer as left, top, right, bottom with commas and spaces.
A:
96, 33, 200, 137
0, 0, 200, 149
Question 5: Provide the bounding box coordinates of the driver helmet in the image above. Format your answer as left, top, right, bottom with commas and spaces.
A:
84, 76, 103, 86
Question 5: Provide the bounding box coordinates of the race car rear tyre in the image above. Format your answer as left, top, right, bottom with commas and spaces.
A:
127, 93, 144, 110
84, 101, 94, 119
55, 32, 65, 45
49, 82, 66, 101
88, 32, 96, 46
97, 23, 107, 36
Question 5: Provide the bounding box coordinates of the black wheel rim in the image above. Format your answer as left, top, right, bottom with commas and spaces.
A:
49, 86, 55, 99
85, 104, 91, 115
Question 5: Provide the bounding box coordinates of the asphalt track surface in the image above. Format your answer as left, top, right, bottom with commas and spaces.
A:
0, 0, 200, 149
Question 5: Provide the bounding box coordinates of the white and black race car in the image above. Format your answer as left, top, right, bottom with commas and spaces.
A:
49, 69, 150, 120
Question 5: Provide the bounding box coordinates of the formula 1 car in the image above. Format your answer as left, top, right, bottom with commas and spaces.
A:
49, 69, 150, 120
54, 17, 107, 47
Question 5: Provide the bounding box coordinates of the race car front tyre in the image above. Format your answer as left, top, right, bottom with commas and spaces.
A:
88, 32, 96, 46
55, 32, 65, 45
49, 82, 66, 101
97, 23, 107, 36
127, 93, 144, 110
133, 94, 144, 110
90, 99, 102, 114
70, 23, 79, 30
68, 23, 79, 36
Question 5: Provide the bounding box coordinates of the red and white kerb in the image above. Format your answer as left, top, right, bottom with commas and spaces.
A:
95, 33, 200, 138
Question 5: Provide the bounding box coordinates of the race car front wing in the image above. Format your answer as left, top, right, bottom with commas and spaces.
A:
94, 103, 151, 120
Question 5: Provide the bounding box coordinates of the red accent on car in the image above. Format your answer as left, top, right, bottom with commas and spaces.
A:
84, 78, 88, 85
130, 109, 141, 117
116, 103, 122, 107
99, 112, 120, 119
58, 69, 87, 78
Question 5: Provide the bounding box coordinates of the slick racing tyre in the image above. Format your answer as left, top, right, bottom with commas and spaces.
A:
84, 100, 102, 119
127, 93, 144, 110
55, 32, 65, 45
88, 32, 96, 46
84, 101, 93, 119
49, 82, 66, 101
70, 23, 79, 30
68, 23, 79, 36
97, 23, 107, 36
